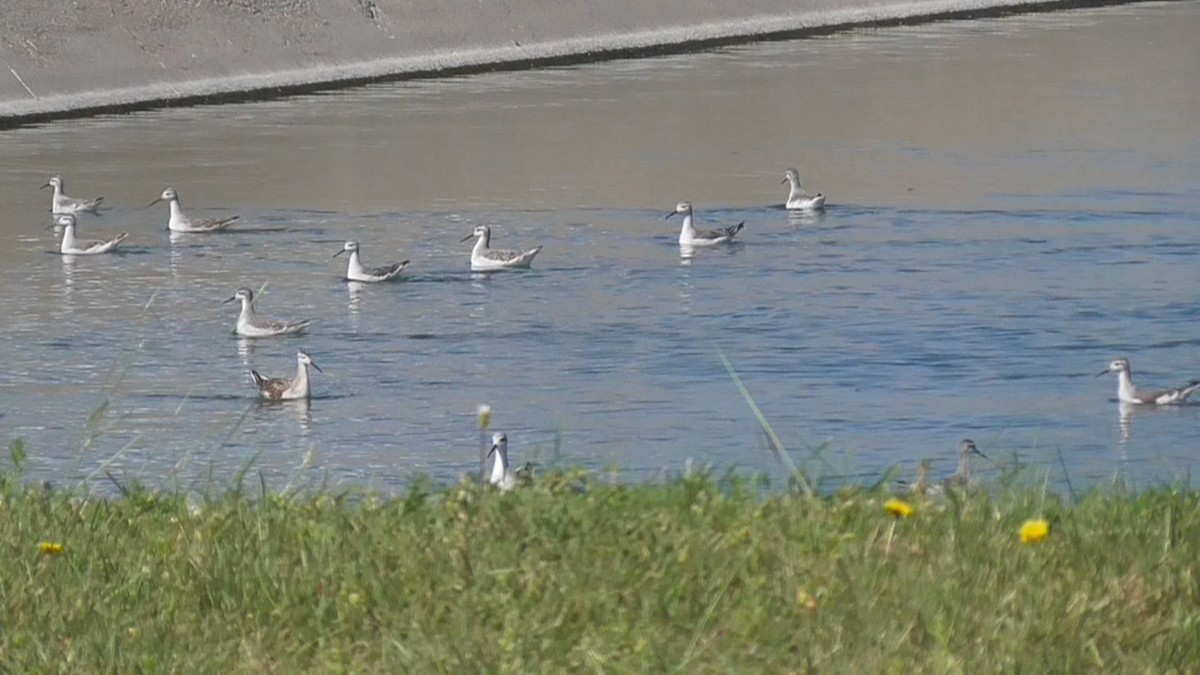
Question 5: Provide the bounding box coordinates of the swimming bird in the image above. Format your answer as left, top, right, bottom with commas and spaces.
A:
223, 287, 311, 337
1097, 358, 1200, 405
250, 350, 322, 401
897, 439, 987, 495
41, 176, 103, 215
148, 187, 239, 233
944, 439, 986, 489
781, 168, 826, 210
56, 214, 127, 255
487, 432, 517, 491
665, 202, 743, 247
459, 225, 543, 271
332, 240, 409, 282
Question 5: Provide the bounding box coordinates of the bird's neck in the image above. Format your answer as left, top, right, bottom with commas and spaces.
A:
680, 214, 696, 235
294, 361, 310, 391
490, 448, 509, 484
473, 234, 490, 255
1117, 370, 1137, 400
239, 298, 255, 321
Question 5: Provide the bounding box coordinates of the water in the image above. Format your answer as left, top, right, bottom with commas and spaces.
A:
1, 2, 1197, 493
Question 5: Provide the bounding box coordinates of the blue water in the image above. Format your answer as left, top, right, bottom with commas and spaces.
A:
0, 2, 1197, 493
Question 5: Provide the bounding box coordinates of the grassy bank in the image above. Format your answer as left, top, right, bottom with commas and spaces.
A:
2, 462, 1199, 672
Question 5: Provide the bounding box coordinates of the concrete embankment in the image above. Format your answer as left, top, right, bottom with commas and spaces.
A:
0, 0, 1134, 126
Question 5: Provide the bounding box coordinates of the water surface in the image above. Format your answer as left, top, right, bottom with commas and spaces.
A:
1, 2, 1198, 493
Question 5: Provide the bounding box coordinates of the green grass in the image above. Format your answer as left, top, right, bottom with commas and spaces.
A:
2, 458, 1200, 673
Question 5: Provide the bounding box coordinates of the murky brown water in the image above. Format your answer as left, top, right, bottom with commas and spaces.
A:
0, 2, 1197, 493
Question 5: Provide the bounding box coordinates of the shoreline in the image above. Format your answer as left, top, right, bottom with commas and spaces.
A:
0, 0, 1146, 129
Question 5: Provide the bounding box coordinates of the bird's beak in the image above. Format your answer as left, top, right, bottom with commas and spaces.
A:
486, 443, 498, 459
459, 233, 475, 243
146, 197, 162, 208
974, 447, 988, 460
39, 182, 50, 190
44, 221, 59, 230
664, 211, 677, 220
310, 361, 324, 374
222, 296, 237, 304
332, 249, 346, 258
1095, 369, 1110, 378
780, 178, 788, 185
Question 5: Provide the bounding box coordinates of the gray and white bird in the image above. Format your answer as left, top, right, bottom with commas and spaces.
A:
224, 288, 311, 338
56, 214, 127, 255
898, 439, 987, 495
460, 225, 542, 271
41, 176, 103, 215
781, 168, 826, 211
148, 187, 239, 233
665, 202, 743, 247
487, 432, 517, 491
332, 240, 409, 282
1098, 358, 1200, 405
251, 350, 323, 401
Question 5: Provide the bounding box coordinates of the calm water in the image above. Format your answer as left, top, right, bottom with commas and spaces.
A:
1, 2, 1198, 494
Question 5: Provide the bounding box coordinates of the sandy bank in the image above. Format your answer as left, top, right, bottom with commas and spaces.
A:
0, 0, 1136, 127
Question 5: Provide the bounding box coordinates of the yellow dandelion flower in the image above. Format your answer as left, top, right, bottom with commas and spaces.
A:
1019, 518, 1051, 544
884, 498, 915, 518
477, 404, 492, 431
38, 542, 65, 556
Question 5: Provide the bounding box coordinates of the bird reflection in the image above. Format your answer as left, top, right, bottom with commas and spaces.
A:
1118, 402, 1135, 444
788, 209, 825, 228
236, 336, 259, 366
676, 266, 695, 312
59, 252, 77, 294
346, 281, 366, 327
291, 398, 313, 435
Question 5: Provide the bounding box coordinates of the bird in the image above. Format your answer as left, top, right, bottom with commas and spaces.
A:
487, 432, 517, 491
1097, 358, 1200, 405
147, 187, 239, 233
41, 176, 103, 215
898, 439, 987, 495
223, 288, 311, 337
332, 241, 409, 282
460, 225, 542, 271
56, 214, 127, 255
944, 439, 986, 489
665, 202, 743, 247
781, 168, 826, 210
250, 350, 323, 401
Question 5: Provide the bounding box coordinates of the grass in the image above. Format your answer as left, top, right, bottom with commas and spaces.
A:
2, 448, 1199, 673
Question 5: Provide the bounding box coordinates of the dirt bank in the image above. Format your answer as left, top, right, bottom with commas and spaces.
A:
0, 0, 1136, 126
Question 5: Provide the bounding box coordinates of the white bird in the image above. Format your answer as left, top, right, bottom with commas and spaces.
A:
782, 168, 826, 210
460, 225, 542, 271
251, 350, 323, 401
1098, 358, 1200, 405
487, 432, 517, 491
332, 240, 409, 282
56, 214, 128, 255
665, 202, 743, 247
224, 288, 311, 337
147, 187, 239, 233
41, 176, 103, 215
